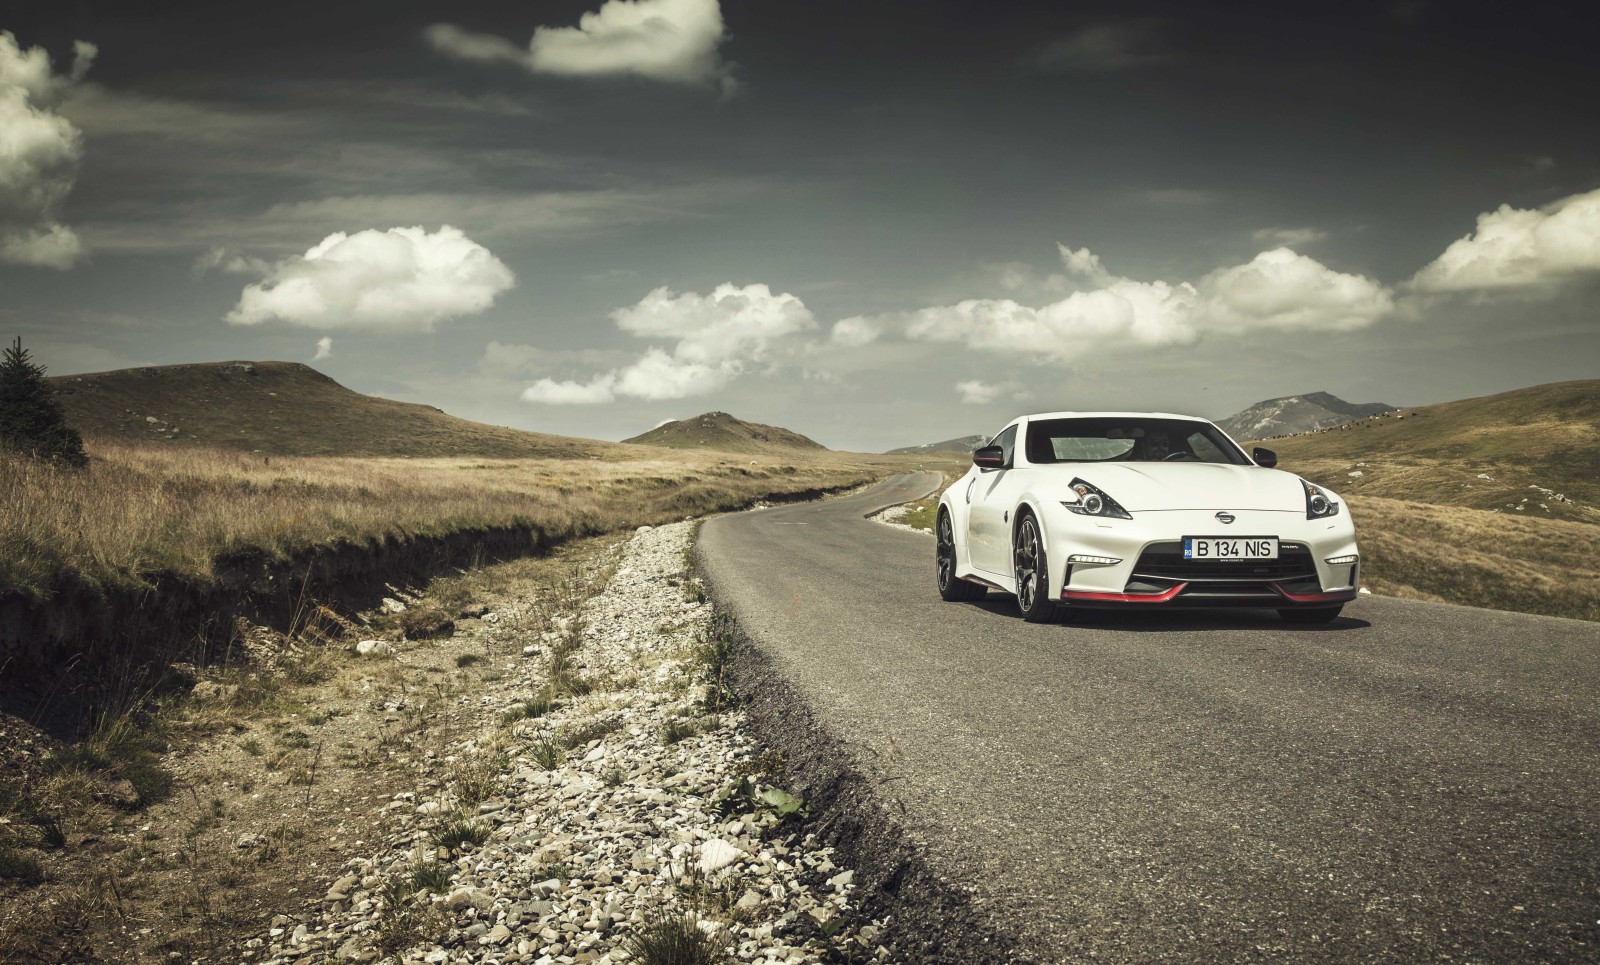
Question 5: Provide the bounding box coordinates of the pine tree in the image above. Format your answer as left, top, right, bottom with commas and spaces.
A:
0, 337, 88, 467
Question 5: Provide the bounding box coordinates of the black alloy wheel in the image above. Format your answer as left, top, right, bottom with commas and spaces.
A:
937, 509, 986, 602
1013, 513, 1060, 623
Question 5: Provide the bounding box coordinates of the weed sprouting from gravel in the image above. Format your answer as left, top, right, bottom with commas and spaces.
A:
450, 751, 505, 807
530, 738, 565, 770
662, 718, 699, 745
692, 610, 739, 714
408, 859, 453, 895
0, 845, 44, 885
622, 913, 729, 965
433, 814, 491, 852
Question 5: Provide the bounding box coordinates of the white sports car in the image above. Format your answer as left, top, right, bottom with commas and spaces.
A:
935, 411, 1360, 624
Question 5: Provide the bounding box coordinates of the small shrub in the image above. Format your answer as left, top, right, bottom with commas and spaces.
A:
560, 716, 623, 750
455, 653, 482, 669
622, 913, 728, 965
530, 738, 565, 770
402, 606, 455, 640
662, 718, 699, 745
501, 691, 560, 724
409, 859, 453, 894
603, 768, 626, 788
433, 814, 491, 851
0, 845, 44, 885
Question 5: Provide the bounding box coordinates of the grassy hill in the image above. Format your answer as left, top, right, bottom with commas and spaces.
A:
1217, 391, 1395, 440
1261, 379, 1600, 525
623, 412, 826, 454
49, 361, 626, 459
887, 434, 987, 456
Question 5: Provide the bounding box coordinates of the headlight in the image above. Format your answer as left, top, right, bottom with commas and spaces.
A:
1303, 479, 1340, 519
1062, 478, 1132, 519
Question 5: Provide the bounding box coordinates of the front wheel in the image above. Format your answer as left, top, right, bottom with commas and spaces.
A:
1013, 514, 1061, 623
936, 509, 986, 602
1279, 606, 1342, 625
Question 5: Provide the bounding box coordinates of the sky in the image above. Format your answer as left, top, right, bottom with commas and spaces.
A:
2, 0, 1597, 451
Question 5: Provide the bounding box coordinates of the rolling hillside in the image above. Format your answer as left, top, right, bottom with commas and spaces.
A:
623, 412, 826, 454
1218, 391, 1396, 440
887, 434, 988, 456
1267, 379, 1600, 524
48, 361, 628, 459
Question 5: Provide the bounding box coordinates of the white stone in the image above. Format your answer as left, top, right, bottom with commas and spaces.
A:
355, 639, 393, 656
698, 838, 743, 873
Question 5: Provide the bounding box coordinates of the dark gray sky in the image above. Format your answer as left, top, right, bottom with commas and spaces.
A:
3, 0, 1597, 450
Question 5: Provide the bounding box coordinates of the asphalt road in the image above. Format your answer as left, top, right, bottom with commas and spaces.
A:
699, 472, 1600, 963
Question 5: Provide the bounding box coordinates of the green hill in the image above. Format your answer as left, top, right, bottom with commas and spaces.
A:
1265, 379, 1600, 524
623, 412, 826, 454
48, 361, 629, 459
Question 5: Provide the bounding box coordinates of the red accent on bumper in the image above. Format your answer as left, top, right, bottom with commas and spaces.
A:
1062, 583, 1189, 604
1273, 586, 1359, 604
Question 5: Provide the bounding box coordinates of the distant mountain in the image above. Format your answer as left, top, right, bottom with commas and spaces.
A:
886, 434, 988, 455
623, 412, 826, 454
1217, 391, 1396, 441
48, 361, 626, 459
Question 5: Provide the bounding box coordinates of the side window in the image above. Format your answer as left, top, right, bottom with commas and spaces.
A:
997, 424, 1018, 468
1186, 430, 1227, 463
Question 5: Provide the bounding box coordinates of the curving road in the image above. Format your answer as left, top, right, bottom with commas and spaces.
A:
699, 473, 1600, 963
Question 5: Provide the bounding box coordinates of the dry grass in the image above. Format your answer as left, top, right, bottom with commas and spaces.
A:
0, 439, 897, 596
1348, 495, 1600, 622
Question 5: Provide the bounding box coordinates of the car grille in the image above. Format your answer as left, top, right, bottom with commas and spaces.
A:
1131, 541, 1318, 582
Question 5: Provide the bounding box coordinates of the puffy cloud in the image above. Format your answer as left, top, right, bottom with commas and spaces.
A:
0, 31, 95, 269
426, 0, 736, 95
830, 315, 880, 348
312, 336, 332, 361
1197, 248, 1393, 332
522, 282, 812, 404
956, 380, 1004, 404
896, 246, 1392, 360
226, 226, 515, 332
1408, 189, 1600, 293
611, 282, 813, 363
522, 373, 617, 405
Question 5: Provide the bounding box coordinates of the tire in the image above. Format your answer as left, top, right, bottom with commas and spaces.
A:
1013, 513, 1061, 623
1279, 606, 1342, 625
936, 509, 987, 602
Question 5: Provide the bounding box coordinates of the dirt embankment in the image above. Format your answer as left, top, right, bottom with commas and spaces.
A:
0, 483, 855, 732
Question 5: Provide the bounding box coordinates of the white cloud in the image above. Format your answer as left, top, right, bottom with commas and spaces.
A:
1197, 248, 1393, 332
522, 282, 812, 404
1252, 226, 1327, 248
226, 225, 515, 332
829, 315, 880, 347
0, 31, 95, 269
956, 380, 1004, 404
1408, 188, 1600, 293
426, 0, 736, 95
611, 282, 813, 363
894, 246, 1392, 360
312, 336, 332, 360
522, 373, 618, 405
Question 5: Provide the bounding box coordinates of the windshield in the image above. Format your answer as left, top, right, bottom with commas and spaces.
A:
1024, 417, 1250, 465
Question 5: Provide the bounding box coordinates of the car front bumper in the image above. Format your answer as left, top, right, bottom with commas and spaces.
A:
1040, 505, 1360, 609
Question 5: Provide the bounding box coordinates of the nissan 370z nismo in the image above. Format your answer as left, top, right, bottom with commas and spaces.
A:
935, 412, 1360, 624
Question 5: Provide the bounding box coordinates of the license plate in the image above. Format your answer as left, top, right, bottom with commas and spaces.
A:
1183, 536, 1279, 560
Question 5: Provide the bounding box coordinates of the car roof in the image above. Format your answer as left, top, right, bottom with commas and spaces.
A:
1015, 411, 1214, 423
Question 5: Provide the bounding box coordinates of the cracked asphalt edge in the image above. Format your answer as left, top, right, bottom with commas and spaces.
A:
695, 542, 1035, 965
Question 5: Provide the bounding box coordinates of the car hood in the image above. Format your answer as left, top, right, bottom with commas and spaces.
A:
1059, 463, 1309, 512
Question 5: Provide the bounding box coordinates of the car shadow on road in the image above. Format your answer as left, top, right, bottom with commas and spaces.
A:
969, 595, 1372, 632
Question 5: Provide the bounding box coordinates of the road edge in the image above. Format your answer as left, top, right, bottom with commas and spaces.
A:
695, 484, 1035, 964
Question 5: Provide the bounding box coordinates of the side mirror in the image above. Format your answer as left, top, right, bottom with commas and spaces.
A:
973, 445, 1005, 469
1253, 447, 1277, 468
